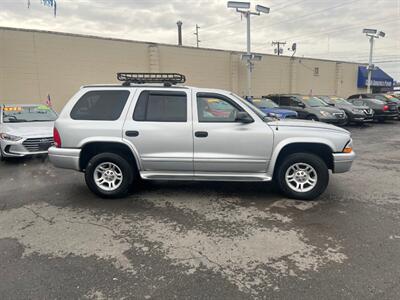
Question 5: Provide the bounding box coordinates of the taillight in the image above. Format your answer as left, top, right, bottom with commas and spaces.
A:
53, 127, 61, 148
383, 105, 389, 111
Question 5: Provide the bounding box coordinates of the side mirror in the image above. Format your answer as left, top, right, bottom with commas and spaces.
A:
235, 111, 254, 123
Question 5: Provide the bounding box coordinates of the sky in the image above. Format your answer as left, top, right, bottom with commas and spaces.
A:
0, 0, 399, 80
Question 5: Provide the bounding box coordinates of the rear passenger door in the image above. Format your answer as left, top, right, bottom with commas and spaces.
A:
123, 88, 193, 175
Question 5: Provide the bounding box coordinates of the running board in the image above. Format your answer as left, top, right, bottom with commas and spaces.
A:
140, 171, 272, 182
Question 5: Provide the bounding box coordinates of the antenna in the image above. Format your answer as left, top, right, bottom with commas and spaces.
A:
194, 24, 201, 48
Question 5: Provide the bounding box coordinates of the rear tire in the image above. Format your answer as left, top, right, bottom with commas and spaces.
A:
276, 153, 329, 200
85, 152, 134, 199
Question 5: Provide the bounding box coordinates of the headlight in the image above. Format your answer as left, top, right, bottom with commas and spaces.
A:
0, 133, 22, 141
352, 109, 362, 113
320, 111, 331, 117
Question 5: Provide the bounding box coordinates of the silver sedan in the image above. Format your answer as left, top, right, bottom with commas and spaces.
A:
0, 104, 57, 160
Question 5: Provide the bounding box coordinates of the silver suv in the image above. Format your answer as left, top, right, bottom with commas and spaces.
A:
49, 73, 355, 200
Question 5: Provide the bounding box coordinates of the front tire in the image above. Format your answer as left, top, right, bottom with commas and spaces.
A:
307, 115, 318, 121
276, 153, 329, 200
85, 152, 134, 199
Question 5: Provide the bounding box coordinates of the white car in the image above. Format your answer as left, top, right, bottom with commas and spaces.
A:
0, 104, 57, 160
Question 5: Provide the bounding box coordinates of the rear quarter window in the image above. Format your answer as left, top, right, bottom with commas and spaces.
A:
70, 90, 130, 120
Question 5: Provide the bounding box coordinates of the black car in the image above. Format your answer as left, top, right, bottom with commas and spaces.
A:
266, 94, 347, 125
316, 96, 373, 124
347, 97, 398, 122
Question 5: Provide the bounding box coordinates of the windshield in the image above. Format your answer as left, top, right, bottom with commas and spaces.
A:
372, 94, 398, 103
302, 96, 329, 107
230, 93, 267, 120
317, 96, 333, 105
252, 98, 279, 109
330, 97, 351, 105
2, 105, 57, 123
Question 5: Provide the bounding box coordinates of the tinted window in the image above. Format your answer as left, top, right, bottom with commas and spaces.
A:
197, 94, 242, 122
279, 97, 292, 106
133, 91, 187, 122
71, 90, 129, 120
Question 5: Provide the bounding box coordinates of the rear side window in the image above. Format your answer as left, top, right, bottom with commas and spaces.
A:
70, 90, 130, 120
133, 91, 187, 122
279, 97, 292, 106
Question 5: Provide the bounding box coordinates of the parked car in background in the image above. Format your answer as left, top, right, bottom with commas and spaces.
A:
48, 73, 355, 200
316, 95, 373, 124
248, 98, 298, 119
347, 98, 398, 122
348, 93, 400, 115
267, 94, 347, 125
0, 104, 57, 160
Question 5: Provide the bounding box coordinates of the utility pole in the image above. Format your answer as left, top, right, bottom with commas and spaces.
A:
194, 24, 201, 48
272, 41, 286, 56
177, 21, 183, 46
227, 2, 270, 99
362, 29, 385, 93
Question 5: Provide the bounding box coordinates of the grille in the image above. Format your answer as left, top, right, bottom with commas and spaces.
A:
22, 137, 54, 152
363, 108, 373, 116
333, 113, 345, 119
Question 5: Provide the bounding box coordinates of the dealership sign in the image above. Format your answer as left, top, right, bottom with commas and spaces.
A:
357, 66, 394, 88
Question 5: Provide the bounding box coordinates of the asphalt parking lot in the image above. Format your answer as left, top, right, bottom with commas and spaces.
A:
0, 121, 399, 299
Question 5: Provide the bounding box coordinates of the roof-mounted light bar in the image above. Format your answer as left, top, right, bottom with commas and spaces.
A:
117, 73, 186, 86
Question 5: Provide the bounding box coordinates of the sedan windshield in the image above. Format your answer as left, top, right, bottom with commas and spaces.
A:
302, 96, 329, 107
252, 98, 279, 109
331, 97, 351, 105
2, 105, 57, 123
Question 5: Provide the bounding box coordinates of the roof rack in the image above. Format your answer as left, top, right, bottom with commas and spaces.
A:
117, 73, 186, 87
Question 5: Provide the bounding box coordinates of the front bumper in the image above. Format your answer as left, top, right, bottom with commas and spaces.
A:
320, 117, 347, 125
332, 151, 356, 173
0, 137, 53, 158
48, 147, 81, 171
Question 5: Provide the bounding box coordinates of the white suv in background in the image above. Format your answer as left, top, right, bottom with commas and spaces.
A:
49, 73, 355, 200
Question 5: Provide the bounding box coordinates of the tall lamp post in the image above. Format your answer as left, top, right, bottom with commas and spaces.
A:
362, 28, 385, 93
227, 1, 270, 99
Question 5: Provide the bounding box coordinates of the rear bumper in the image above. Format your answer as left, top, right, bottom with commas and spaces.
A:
332, 151, 356, 173
48, 147, 81, 171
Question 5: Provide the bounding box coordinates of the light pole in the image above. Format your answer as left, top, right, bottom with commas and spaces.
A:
227, 2, 270, 99
362, 28, 385, 93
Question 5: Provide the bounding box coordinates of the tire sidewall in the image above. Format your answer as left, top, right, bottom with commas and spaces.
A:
277, 153, 329, 200
85, 153, 134, 199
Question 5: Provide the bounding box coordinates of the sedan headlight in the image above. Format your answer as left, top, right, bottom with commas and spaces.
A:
320, 111, 331, 117
352, 109, 363, 113
0, 133, 23, 141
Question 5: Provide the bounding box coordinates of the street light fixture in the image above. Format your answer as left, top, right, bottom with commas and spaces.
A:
362, 28, 386, 93
227, 1, 250, 9
227, 1, 270, 98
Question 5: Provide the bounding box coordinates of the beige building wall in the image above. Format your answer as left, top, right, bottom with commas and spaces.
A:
0, 27, 366, 112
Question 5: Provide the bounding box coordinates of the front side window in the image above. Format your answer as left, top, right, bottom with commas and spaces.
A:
70, 90, 130, 120
279, 97, 292, 106
2, 105, 57, 123
197, 94, 241, 122
133, 91, 187, 122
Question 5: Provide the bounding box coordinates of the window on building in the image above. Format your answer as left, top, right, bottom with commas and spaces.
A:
70, 90, 130, 120
133, 91, 187, 122
314, 67, 319, 76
